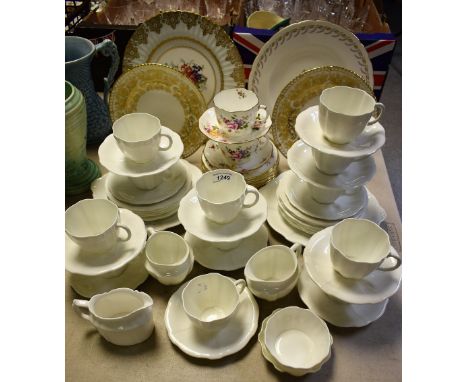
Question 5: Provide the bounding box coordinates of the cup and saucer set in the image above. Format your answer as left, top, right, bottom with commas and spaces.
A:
260, 86, 387, 246
91, 113, 202, 231
199, 88, 279, 189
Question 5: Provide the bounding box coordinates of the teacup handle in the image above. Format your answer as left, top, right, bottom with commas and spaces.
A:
367, 103, 385, 125
377, 247, 402, 272
158, 133, 173, 152
234, 279, 246, 295
146, 227, 158, 237
72, 299, 92, 323
117, 224, 132, 242
259, 104, 267, 112
290, 243, 303, 257
243, 186, 260, 208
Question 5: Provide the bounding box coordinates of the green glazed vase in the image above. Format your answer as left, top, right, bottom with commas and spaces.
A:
65, 81, 100, 195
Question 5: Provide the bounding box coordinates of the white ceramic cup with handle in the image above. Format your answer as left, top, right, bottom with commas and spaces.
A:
113, 113, 173, 163
319, 86, 384, 144
330, 218, 402, 279
65, 199, 131, 254
195, 169, 260, 224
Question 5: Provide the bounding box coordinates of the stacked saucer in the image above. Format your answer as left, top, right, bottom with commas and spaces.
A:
199, 88, 279, 189
178, 169, 269, 271
92, 113, 202, 230
299, 221, 402, 327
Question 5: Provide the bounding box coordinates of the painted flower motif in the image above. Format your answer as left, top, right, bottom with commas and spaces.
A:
166, 60, 207, 91
236, 89, 247, 98
253, 114, 263, 130
223, 115, 249, 131
226, 147, 251, 160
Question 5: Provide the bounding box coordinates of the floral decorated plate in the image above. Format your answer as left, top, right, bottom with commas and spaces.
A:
108, 64, 206, 158
123, 11, 244, 105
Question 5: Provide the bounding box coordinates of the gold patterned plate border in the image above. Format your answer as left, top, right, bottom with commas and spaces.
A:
123, 11, 244, 104
109, 63, 207, 158
271, 66, 374, 157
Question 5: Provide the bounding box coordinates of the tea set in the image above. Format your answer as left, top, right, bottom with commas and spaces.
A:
67, 84, 401, 376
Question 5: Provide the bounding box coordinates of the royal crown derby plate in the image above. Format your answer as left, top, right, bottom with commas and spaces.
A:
123, 11, 244, 105
259, 172, 386, 246
184, 224, 269, 271
178, 188, 268, 243
272, 66, 374, 157
297, 265, 389, 327
279, 171, 368, 221
68, 252, 149, 298
295, 105, 386, 158
106, 162, 186, 205
199, 107, 272, 144
65, 209, 146, 276
248, 20, 373, 116
304, 227, 402, 304
108, 63, 206, 158
164, 278, 259, 359
288, 140, 376, 190
98, 126, 183, 177
258, 309, 332, 377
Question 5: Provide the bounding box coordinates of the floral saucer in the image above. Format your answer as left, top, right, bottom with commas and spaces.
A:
199, 107, 271, 144
164, 278, 259, 359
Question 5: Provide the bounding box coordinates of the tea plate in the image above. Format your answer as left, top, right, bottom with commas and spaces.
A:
123, 11, 244, 105
297, 266, 389, 327
178, 189, 267, 243
248, 20, 373, 115
184, 224, 269, 271
65, 209, 147, 276
259, 173, 386, 246
295, 106, 386, 159
272, 66, 374, 156
164, 278, 259, 359
106, 161, 186, 205
108, 63, 206, 158
288, 140, 376, 190
199, 107, 272, 144
303, 227, 402, 304
98, 126, 183, 177
279, 171, 368, 220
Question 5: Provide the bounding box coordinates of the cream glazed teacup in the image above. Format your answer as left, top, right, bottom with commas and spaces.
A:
181, 273, 246, 331
319, 86, 385, 144
65, 199, 131, 254
244, 243, 302, 301
113, 113, 173, 163
196, 169, 260, 224
330, 218, 402, 279
144, 228, 194, 285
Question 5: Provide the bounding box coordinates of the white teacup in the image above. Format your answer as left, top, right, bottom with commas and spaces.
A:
196, 169, 260, 224
113, 113, 173, 163
312, 148, 355, 175
319, 86, 385, 144
65, 199, 131, 254
214, 88, 266, 132
330, 218, 402, 279
181, 273, 246, 331
144, 229, 193, 285
244, 243, 302, 301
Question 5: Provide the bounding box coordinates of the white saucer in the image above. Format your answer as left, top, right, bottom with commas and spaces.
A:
178, 188, 267, 243
295, 106, 386, 158
98, 127, 184, 177
106, 161, 186, 205
259, 173, 386, 246
184, 225, 269, 271
68, 252, 149, 298
303, 227, 402, 304
279, 171, 368, 220
199, 107, 272, 144
297, 265, 389, 327
65, 209, 147, 276
145, 212, 181, 231
164, 278, 259, 359
287, 140, 376, 190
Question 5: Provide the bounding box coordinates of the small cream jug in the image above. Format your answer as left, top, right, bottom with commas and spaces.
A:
72, 288, 154, 346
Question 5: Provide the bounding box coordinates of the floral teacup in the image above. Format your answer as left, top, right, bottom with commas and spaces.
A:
217, 137, 271, 169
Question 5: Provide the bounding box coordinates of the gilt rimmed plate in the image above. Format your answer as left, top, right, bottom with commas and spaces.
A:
272, 66, 374, 156
123, 11, 244, 105
108, 63, 206, 158
248, 20, 373, 120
